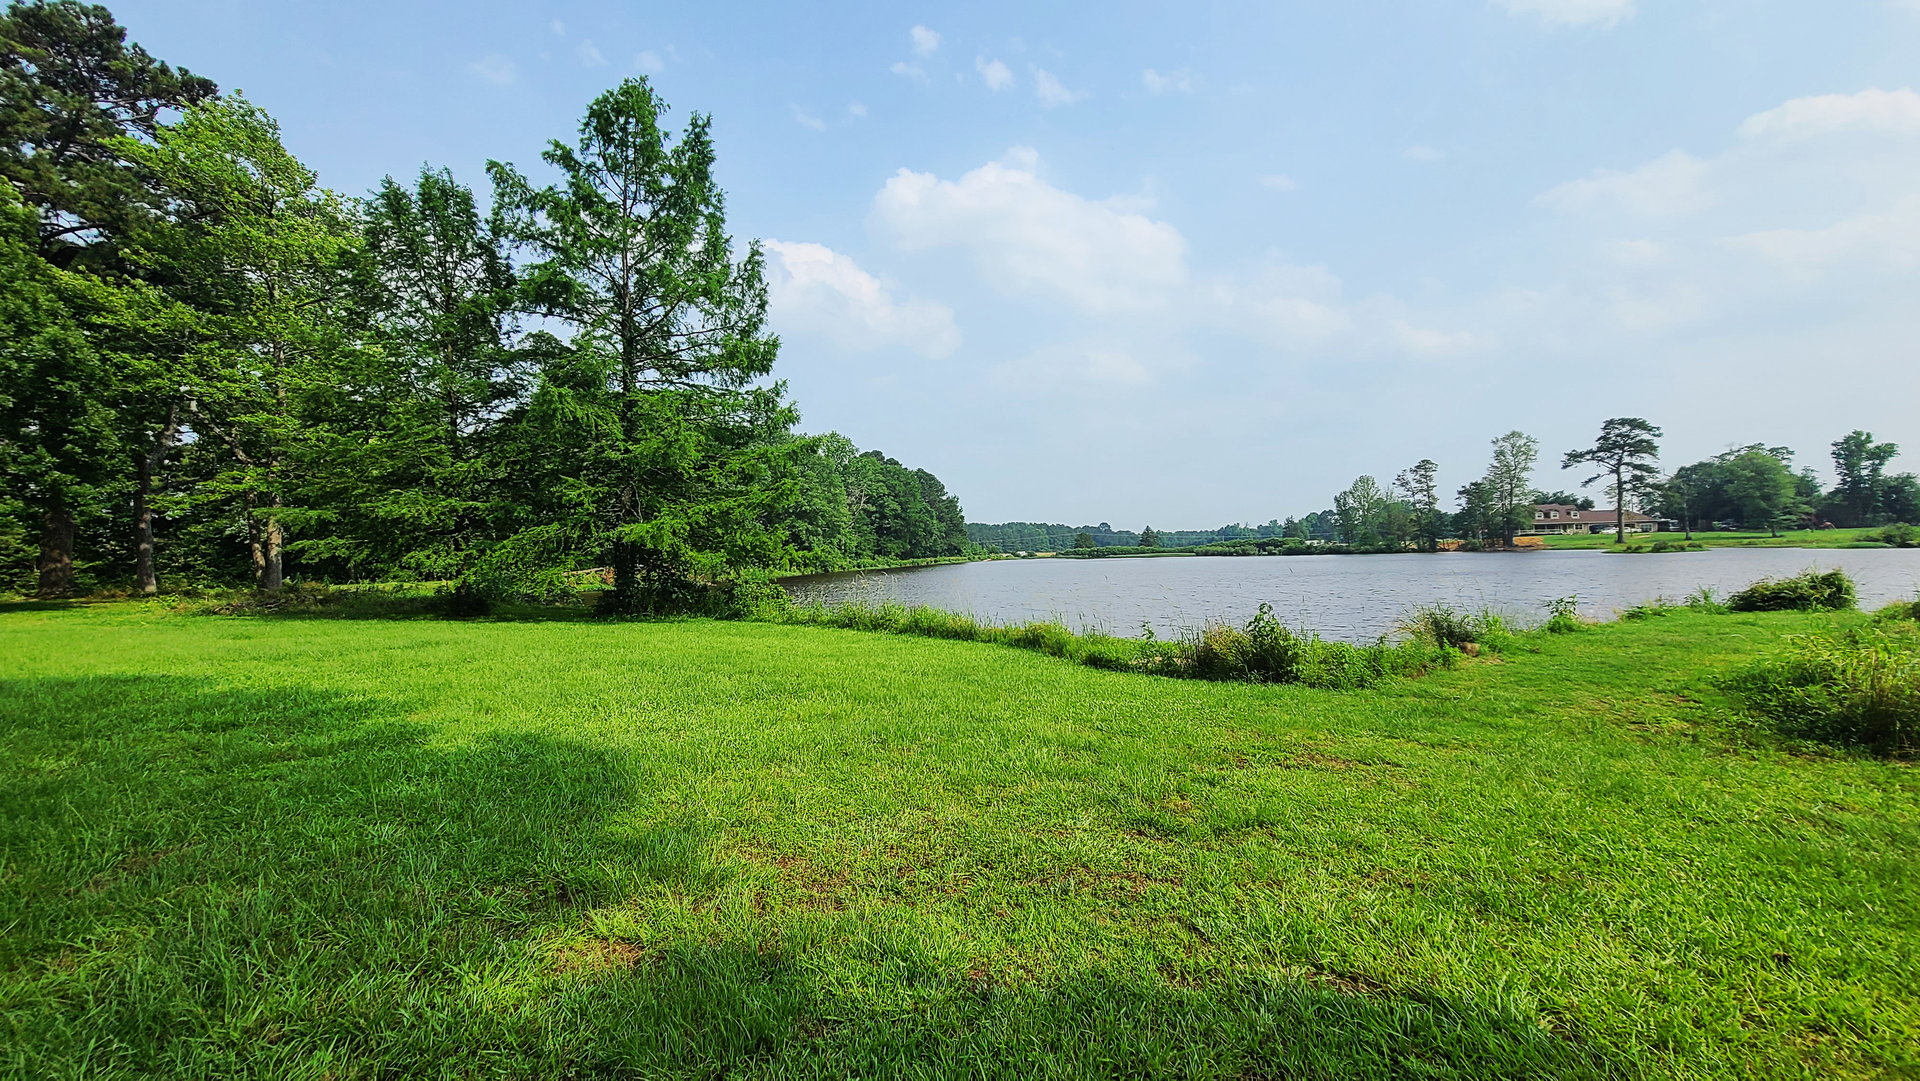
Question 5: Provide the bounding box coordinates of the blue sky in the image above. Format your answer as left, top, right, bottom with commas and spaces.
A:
114, 0, 1920, 525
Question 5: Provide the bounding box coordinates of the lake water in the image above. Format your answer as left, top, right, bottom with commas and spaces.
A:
782, 548, 1920, 642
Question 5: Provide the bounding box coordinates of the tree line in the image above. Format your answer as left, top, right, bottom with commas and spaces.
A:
1302, 422, 1915, 550
0, 2, 972, 606
978, 422, 1915, 556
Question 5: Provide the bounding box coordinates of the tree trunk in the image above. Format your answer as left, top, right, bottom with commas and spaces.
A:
247, 495, 266, 588
607, 538, 643, 614
134, 406, 181, 594
261, 495, 285, 593
35, 510, 75, 598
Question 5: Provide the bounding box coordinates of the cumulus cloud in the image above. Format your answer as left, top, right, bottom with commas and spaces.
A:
1258, 174, 1297, 192
1032, 67, 1088, 107
848, 101, 868, 118
1142, 68, 1192, 95
1737, 87, 1920, 142
549, 19, 564, 35
890, 60, 927, 82
1491, 0, 1637, 29
870, 147, 1187, 313
976, 57, 1014, 91
636, 50, 665, 74
1403, 145, 1445, 162
1537, 150, 1713, 217
910, 25, 941, 54
764, 240, 960, 358
576, 40, 606, 67
791, 106, 826, 131
468, 54, 517, 85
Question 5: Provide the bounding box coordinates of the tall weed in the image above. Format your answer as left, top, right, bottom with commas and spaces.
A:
1726, 569, 1856, 613
1724, 621, 1920, 756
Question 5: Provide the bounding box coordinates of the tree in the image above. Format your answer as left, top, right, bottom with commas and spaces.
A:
1454, 479, 1497, 544
1138, 526, 1159, 548
1394, 458, 1441, 552
0, 0, 216, 268
1829, 431, 1900, 526
120, 96, 362, 592
489, 78, 793, 612
1725, 449, 1801, 537
1333, 475, 1393, 546
1562, 417, 1662, 544
1073, 531, 1094, 549
0, 178, 115, 595
1534, 490, 1595, 510
1484, 431, 1539, 548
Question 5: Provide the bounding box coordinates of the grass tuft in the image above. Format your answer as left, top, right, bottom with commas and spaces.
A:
1726, 569, 1858, 613
1724, 619, 1920, 756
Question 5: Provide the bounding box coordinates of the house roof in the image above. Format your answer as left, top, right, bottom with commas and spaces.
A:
1590, 508, 1656, 523
1531, 504, 1590, 516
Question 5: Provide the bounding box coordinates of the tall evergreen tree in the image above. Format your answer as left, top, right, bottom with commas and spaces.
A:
120, 96, 362, 592
0, 0, 215, 267
489, 78, 794, 612
1561, 417, 1662, 544
1484, 431, 1539, 547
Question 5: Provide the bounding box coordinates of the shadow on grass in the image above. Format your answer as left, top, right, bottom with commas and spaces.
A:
0, 675, 1603, 1079
555, 940, 1605, 1080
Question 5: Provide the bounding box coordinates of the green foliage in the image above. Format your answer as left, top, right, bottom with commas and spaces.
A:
1873, 523, 1917, 548
1543, 596, 1581, 634
1561, 417, 1662, 542
1724, 621, 1920, 756
1727, 569, 1857, 613
1138, 525, 1159, 548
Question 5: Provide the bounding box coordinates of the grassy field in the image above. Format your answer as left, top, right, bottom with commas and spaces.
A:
1, 601, 1916, 1079
1541, 527, 1898, 551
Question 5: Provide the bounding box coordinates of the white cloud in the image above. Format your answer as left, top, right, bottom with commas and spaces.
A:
1738, 88, 1920, 142
1720, 195, 1920, 274
764, 240, 960, 359
549, 19, 564, 36
1537, 150, 1713, 217
636, 50, 665, 75
976, 57, 1014, 91
848, 101, 867, 118
1403, 145, 1446, 162
576, 40, 606, 67
791, 105, 826, 131
1142, 68, 1192, 95
1491, 0, 1637, 29
1258, 174, 1297, 192
468, 54, 517, 85
1032, 67, 1087, 107
1598, 239, 1668, 265
910, 25, 941, 55
890, 61, 927, 82
870, 147, 1187, 313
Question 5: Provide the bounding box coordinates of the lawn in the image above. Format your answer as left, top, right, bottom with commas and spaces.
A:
1540, 527, 1896, 550
1, 601, 1916, 1079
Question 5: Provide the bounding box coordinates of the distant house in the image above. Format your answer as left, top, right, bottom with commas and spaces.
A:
1519, 504, 1658, 535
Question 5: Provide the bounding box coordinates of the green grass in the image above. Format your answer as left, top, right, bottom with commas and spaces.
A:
1541, 528, 1891, 550
2, 602, 1917, 1078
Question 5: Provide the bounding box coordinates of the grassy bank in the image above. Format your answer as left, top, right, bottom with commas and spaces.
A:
1542, 526, 1905, 551
2, 602, 1917, 1078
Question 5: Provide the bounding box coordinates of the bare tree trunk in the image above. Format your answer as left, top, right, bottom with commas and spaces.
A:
134, 406, 181, 594
247, 494, 265, 587
35, 510, 75, 598
261, 493, 285, 593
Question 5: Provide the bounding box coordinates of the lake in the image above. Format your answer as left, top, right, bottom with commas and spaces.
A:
782, 548, 1920, 642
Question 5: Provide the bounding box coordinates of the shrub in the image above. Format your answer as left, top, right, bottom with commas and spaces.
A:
1400, 603, 1479, 648
1543, 596, 1581, 634
1874, 523, 1917, 548
1723, 622, 1920, 756
1620, 597, 1679, 620
1876, 598, 1920, 623
1727, 569, 1857, 613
